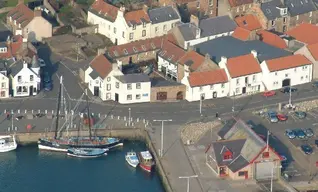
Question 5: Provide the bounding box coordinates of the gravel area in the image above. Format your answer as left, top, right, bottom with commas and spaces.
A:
294, 99, 318, 112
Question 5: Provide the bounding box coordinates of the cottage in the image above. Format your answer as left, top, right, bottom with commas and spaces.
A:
295, 42, 318, 79
0, 35, 24, 60
0, 60, 10, 98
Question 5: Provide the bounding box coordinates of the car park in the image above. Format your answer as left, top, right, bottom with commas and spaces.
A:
277, 114, 288, 121
262, 91, 276, 97
285, 129, 296, 139
268, 111, 278, 123
281, 87, 297, 93
294, 129, 306, 139
294, 111, 306, 119
301, 144, 313, 155
304, 128, 314, 137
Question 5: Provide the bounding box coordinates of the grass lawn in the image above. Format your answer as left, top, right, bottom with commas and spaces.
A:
0, 13, 7, 22
5, 0, 37, 7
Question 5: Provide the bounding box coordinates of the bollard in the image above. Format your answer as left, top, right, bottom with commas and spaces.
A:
15, 127, 17, 132
25, 109, 27, 114
4, 109, 6, 114
118, 116, 120, 120
45, 110, 47, 114
38, 109, 40, 114
11, 109, 13, 114
52, 110, 54, 114
143, 119, 146, 123
131, 118, 133, 122
111, 115, 113, 119
31, 110, 33, 114
7, 127, 10, 132
17, 109, 20, 114
124, 116, 126, 121
125, 123, 128, 127
65, 110, 68, 115
91, 113, 94, 117
137, 118, 139, 122
98, 113, 101, 118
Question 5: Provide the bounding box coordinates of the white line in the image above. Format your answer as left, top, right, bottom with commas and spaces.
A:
59, 61, 77, 76
55, 74, 72, 101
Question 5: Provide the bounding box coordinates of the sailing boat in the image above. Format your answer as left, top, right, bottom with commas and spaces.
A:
37, 76, 123, 152
0, 135, 17, 152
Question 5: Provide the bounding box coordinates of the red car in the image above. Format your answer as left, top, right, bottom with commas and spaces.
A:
263, 91, 276, 97
277, 114, 288, 121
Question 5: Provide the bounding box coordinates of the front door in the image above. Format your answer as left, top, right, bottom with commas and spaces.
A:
93, 86, 99, 96
213, 91, 217, 98
115, 93, 119, 102
242, 87, 246, 94
29, 86, 33, 96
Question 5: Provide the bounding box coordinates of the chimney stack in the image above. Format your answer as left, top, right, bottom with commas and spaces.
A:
143, 5, 148, 12
18, 0, 24, 4
251, 50, 257, 58
190, 15, 199, 27
34, 7, 42, 17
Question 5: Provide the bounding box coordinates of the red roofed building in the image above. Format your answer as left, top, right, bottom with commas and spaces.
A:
256, 30, 287, 49
285, 23, 318, 45
235, 14, 262, 31
87, 0, 180, 45
219, 51, 264, 96
232, 27, 252, 41
0, 35, 24, 59
261, 54, 312, 90
6, 0, 52, 42
294, 42, 318, 79
227, 0, 254, 18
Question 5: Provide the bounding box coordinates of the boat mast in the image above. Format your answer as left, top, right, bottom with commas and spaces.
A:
54, 76, 63, 139
85, 89, 92, 140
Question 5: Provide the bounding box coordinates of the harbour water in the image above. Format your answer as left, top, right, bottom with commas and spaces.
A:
0, 141, 164, 192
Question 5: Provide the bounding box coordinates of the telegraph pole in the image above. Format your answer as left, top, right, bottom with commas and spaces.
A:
153, 119, 172, 158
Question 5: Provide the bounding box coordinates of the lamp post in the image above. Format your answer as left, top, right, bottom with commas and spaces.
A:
271, 165, 282, 192
288, 87, 292, 106
179, 175, 198, 192
232, 92, 235, 112
199, 95, 203, 116
128, 108, 131, 126
153, 119, 172, 158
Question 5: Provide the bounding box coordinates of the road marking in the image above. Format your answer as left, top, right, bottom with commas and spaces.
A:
55, 74, 72, 101
59, 61, 77, 76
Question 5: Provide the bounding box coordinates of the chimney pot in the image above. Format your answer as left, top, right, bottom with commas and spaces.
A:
251, 50, 257, 58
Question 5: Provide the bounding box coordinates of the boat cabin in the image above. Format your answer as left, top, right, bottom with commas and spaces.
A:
140, 151, 153, 163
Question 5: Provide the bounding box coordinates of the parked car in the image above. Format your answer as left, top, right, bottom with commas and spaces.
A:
312, 81, 318, 87
281, 155, 287, 165
294, 111, 306, 119
44, 82, 52, 91
43, 72, 50, 83
281, 87, 297, 93
263, 91, 276, 97
304, 128, 314, 137
277, 114, 288, 121
268, 111, 278, 123
301, 144, 313, 155
38, 58, 46, 67
15, 115, 24, 121
294, 129, 306, 139
285, 129, 296, 139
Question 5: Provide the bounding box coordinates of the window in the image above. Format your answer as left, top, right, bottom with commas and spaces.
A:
306, 75, 308, 79
209, 0, 213, 6
143, 22, 146, 28
133, 47, 137, 52
294, 68, 297, 72
236, 88, 240, 93
136, 94, 141, 100
142, 30, 146, 37
285, 73, 288, 78
163, 25, 167, 31
136, 83, 141, 89
271, 20, 275, 26
113, 27, 116, 34
238, 171, 246, 177
18, 76, 22, 82
95, 80, 99, 84
116, 82, 119, 88
127, 84, 132, 90
199, 86, 203, 91
210, 10, 213, 14
133, 25, 136, 30
171, 23, 174, 29
0, 91, 5, 97
301, 76, 304, 80
127, 94, 132, 100
107, 84, 111, 91
1, 83, 5, 88
221, 83, 225, 88
236, 7, 239, 12
129, 33, 134, 40
106, 93, 111, 99
283, 25, 287, 32
30, 75, 34, 81
210, 85, 214, 90
122, 31, 125, 38
252, 75, 256, 82
113, 51, 118, 57
309, 11, 312, 17
243, 5, 245, 11
262, 152, 269, 158
303, 66, 308, 70
108, 25, 110, 30
223, 151, 232, 160
151, 43, 156, 49
161, 51, 166, 56
236, 78, 240, 85
107, 77, 111, 82
196, 1, 200, 8
155, 27, 159, 32
283, 17, 287, 24
275, 72, 278, 76
124, 49, 128, 55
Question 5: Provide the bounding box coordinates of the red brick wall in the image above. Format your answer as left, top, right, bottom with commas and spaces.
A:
150, 84, 186, 102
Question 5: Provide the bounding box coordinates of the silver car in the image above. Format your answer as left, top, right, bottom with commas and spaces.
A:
268, 111, 278, 123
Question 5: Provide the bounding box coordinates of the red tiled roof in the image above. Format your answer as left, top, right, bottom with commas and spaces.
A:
125, 10, 150, 25
285, 23, 318, 45
228, 0, 253, 7
178, 51, 205, 71
159, 40, 186, 63
107, 36, 166, 58
90, 54, 113, 79
0, 35, 23, 59
232, 27, 251, 41
226, 54, 261, 78
257, 30, 287, 49
265, 55, 312, 72
188, 69, 228, 87
7, 3, 34, 28
90, 0, 119, 21
234, 14, 262, 31
307, 43, 318, 61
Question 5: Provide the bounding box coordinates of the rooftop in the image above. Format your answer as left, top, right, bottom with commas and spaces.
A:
115, 73, 150, 83
159, 40, 186, 64
177, 23, 197, 41
232, 27, 251, 41
265, 54, 312, 72
89, 54, 113, 79
89, 0, 119, 22
148, 6, 180, 24
261, 0, 286, 20
150, 77, 183, 87
308, 43, 318, 60
228, 0, 253, 7
199, 16, 237, 38
284, 0, 317, 17
178, 50, 205, 71
286, 23, 318, 45
234, 14, 262, 31
194, 36, 292, 63
188, 69, 228, 87
125, 9, 150, 26
226, 54, 262, 78
257, 30, 287, 49
7, 2, 34, 28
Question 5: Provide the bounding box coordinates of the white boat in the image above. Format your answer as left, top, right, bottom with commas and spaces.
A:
0, 135, 17, 152
125, 151, 139, 168
67, 148, 108, 158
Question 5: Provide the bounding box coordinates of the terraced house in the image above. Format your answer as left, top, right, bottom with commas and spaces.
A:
87, 0, 180, 45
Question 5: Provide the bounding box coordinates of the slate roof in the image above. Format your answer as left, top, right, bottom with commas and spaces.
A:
10, 59, 24, 77
177, 23, 197, 41
261, 0, 286, 20
148, 6, 180, 24
218, 118, 238, 138
199, 16, 237, 37
284, 0, 317, 17
151, 77, 183, 87
115, 73, 150, 83
194, 36, 292, 63
89, 54, 113, 79
89, 69, 99, 79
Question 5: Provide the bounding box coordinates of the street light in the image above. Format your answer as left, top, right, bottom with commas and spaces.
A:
128, 108, 131, 126
288, 87, 292, 106
232, 92, 235, 112
271, 165, 282, 192
199, 95, 203, 116
179, 175, 198, 192
153, 119, 172, 158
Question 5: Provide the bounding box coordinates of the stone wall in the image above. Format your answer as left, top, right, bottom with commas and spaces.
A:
114, 50, 158, 65
71, 24, 98, 35
150, 84, 186, 102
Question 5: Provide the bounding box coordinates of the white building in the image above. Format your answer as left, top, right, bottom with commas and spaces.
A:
181, 68, 229, 101
10, 57, 41, 97
84, 54, 151, 104
171, 15, 237, 50
0, 60, 10, 98
87, 0, 180, 45
219, 51, 264, 96
260, 54, 312, 90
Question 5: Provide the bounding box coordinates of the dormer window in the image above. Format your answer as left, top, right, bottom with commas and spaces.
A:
280, 8, 287, 16
133, 25, 136, 30
161, 51, 166, 56
168, 55, 174, 60
0, 47, 7, 53
223, 150, 232, 161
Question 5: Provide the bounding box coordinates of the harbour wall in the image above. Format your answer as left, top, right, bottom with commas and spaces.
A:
11, 128, 173, 192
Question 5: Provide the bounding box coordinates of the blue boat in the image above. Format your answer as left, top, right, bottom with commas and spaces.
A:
67, 148, 108, 158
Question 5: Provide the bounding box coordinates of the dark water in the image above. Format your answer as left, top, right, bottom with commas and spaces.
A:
0, 141, 164, 192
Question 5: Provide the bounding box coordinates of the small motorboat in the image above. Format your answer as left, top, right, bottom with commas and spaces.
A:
125, 151, 139, 168
138, 151, 155, 172
0, 135, 17, 152
67, 148, 108, 158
